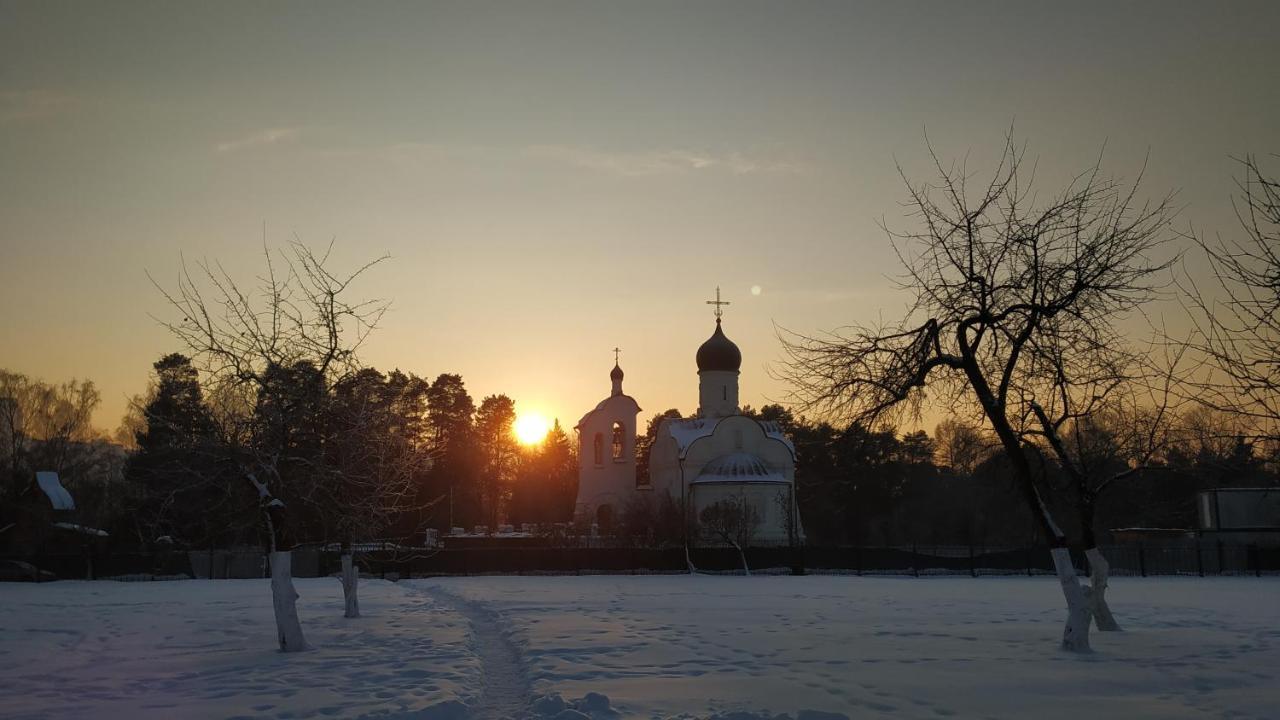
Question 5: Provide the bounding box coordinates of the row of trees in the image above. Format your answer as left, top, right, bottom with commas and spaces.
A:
616, 403, 1276, 552
117, 357, 576, 553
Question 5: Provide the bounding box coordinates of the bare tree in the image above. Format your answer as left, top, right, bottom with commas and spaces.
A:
699, 494, 762, 575
1186, 155, 1280, 442
933, 419, 996, 475
152, 241, 389, 651
1025, 339, 1187, 631
0, 370, 103, 500
781, 134, 1176, 651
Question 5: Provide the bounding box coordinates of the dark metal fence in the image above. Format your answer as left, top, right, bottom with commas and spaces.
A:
6, 541, 1278, 581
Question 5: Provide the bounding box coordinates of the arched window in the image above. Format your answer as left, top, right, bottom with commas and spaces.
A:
593, 433, 604, 465
612, 421, 624, 460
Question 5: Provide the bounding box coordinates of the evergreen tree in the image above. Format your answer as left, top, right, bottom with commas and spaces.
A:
475, 394, 517, 528
426, 374, 476, 529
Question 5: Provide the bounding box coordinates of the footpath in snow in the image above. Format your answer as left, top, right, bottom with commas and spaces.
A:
2, 575, 1279, 719
408, 574, 1280, 720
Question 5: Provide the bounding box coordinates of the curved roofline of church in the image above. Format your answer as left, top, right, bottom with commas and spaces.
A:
574, 393, 641, 431
665, 415, 796, 461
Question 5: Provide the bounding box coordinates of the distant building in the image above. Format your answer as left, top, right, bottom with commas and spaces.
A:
574, 291, 800, 544
1198, 488, 1280, 546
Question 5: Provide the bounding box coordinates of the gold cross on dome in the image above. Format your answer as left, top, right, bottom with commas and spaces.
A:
613, 347, 621, 364
706, 286, 730, 319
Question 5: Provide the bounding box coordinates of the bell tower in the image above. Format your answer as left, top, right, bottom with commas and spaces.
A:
574, 351, 642, 531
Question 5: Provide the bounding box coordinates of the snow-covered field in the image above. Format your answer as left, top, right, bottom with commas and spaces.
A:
0, 579, 475, 720
2, 575, 1278, 720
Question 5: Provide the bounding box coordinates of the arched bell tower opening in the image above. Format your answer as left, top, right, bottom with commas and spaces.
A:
612, 421, 625, 460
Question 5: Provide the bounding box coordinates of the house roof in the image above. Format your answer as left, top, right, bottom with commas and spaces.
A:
36, 472, 75, 511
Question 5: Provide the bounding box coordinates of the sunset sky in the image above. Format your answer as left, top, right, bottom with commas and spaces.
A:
2, 1, 1278, 434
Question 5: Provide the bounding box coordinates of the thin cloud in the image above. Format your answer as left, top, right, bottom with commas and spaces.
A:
307, 138, 808, 177
215, 127, 303, 154
0, 90, 78, 122
524, 145, 805, 177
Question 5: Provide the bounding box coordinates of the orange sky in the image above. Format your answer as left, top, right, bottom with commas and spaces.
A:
2, 2, 1278, 436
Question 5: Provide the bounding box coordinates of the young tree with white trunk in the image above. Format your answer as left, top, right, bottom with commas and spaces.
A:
322, 369, 430, 618
781, 134, 1177, 651
1025, 342, 1186, 632
153, 241, 388, 650
699, 494, 762, 575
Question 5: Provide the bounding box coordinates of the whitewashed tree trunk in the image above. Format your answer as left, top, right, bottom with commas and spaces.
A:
1085, 547, 1120, 631
340, 552, 360, 618
731, 541, 751, 576
1050, 547, 1093, 652
270, 551, 309, 652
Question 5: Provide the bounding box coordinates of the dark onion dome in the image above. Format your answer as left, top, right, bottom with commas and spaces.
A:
610, 362, 624, 382
696, 319, 742, 373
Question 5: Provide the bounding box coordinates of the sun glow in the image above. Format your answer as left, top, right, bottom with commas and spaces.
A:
514, 412, 552, 445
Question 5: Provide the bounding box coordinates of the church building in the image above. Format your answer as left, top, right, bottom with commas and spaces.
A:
574, 291, 799, 544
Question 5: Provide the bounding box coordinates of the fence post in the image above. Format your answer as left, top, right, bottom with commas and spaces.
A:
1217, 540, 1225, 575
912, 543, 919, 578
969, 543, 976, 578
1026, 546, 1033, 577
1138, 542, 1146, 578
1250, 543, 1261, 578
1196, 539, 1204, 577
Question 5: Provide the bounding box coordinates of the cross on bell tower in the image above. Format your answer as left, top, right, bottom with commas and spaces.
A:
610, 347, 624, 395
706, 286, 730, 322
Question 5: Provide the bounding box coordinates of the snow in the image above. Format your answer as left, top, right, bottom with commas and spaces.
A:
35, 471, 75, 510
3, 575, 1278, 719
0, 579, 475, 719
408, 575, 1280, 720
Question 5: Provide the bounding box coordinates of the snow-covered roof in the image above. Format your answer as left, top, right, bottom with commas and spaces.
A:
575, 393, 641, 430
36, 471, 75, 511
758, 421, 796, 455
691, 452, 788, 485
664, 417, 795, 459
53, 522, 108, 537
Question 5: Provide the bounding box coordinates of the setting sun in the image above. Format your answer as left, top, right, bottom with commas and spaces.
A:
513, 412, 551, 445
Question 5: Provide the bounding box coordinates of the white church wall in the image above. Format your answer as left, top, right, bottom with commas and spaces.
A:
574, 394, 640, 528
698, 370, 741, 418
647, 430, 683, 498
691, 482, 795, 545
